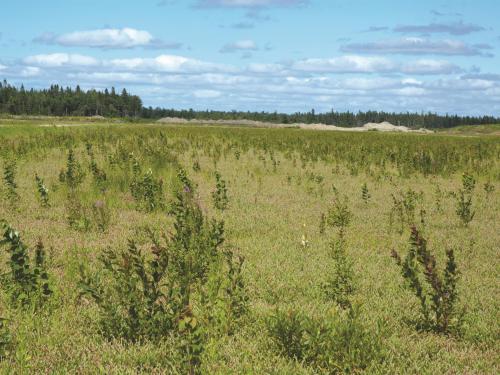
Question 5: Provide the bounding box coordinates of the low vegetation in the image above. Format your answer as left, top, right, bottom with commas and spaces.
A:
0, 119, 498, 373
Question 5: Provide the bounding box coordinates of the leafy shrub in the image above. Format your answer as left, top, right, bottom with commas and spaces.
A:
2, 159, 18, 201
212, 171, 228, 211
0, 318, 12, 360
361, 183, 371, 203
59, 148, 85, 188
326, 195, 352, 238
453, 172, 475, 226
391, 227, 464, 335
267, 308, 383, 373
323, 238, 355, 309
79, 169, 246, 372
130, 167, 164, 212
389, 188, 425, 234
35, 174, 49, 207
0, 222, 52, 309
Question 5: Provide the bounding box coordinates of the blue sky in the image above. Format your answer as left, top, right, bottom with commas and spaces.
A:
1, 0, 499, 115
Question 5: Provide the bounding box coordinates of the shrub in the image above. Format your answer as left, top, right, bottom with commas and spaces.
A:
389, 188, 425, 234
267, 308, 383, 373
79, 169, 246, 372
59, 148, 85, 188
323, 238, 355, 310
0, 222, 52, 309
454, 172, 475, 226
326, 195, 352, 238
391, 227, 464, 335
130, 167, 164, 212
212, 171, 229, 211
2, 159, 18, 201
361, 183, 371, 203
0, 318, 12, 360
35, 174, 49, 207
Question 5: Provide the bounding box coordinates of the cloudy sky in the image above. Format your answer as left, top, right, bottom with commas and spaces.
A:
1, 0, 499, 115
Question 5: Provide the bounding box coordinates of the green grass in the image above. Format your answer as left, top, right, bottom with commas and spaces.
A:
0, 119, 498, 373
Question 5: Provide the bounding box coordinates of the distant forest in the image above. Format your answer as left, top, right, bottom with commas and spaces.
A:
1, 81, 498, 128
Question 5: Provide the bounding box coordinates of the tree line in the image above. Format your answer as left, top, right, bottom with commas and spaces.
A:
1, 81, 497, 128
0, 81, 142, 117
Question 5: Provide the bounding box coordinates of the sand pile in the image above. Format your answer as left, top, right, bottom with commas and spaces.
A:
156, 117, 433, 133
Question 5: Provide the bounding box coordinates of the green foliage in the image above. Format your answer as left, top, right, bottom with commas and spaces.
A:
66, 193, 91, 231
391, 227, 464, 335
0, 318, 12, 361
212, 171, 229, 211
326, 195, 352, 238
318, 213, 326, 235
483, 181, 494, 196
389, 189, 425, 234
361, 182, 371, 204
59, 149, 85, 189
2, 159, 18, 201
35, 174, 49, 207
0, 222, 52, 309
267, 308, 383, 373
454, 173, 476, 226
79, 170, 246, 373
130, 165, 164, 212
92, 200, 111, 232
323, 239, 355, 310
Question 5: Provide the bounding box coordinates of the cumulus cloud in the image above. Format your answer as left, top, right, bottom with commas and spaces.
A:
195, 0, 307, 8
292, 56, 396, 73
34, 28, 180, 50
341, 37, 493, 56
291, 56, 461, 75
220, 40, 258, 53
23, 53, 99, 67
394, 21, 485, 36
193, 89, 222, 98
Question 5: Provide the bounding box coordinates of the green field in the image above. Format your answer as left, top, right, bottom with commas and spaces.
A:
0, 120, 498, 374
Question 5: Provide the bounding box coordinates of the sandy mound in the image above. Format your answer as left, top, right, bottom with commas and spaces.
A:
156, 117, 433, 133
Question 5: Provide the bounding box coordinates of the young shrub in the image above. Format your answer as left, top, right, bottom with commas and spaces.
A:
483, 181, 495, 196
0, 318, 12, 360
326, 195, 352, 238
130, 168, 164, 212
389, 188, 424, 234
3, 159, 18, 201
361, 182, 371, 204
391, 227, 464, 335
89, 157, 107, 191
0, 222, 52, 309
212, 171, 229, 211
454, 172, 475, 226
66, 193, 91, 232
59, 148, 85, 189
35, 174, 49, 207
267, 308, 383, 373
79, 169, 243, 373
323, 239, 355, 310
318, 213, 326, 235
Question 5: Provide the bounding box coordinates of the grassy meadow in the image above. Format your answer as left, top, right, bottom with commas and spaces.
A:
0, 119, 498, 374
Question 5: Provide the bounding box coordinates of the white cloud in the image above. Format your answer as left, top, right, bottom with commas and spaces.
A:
292, 56, 395, 73
107, 55, 235, 73
401, 59, 461, 74
23, 53, 99, 67
193, 89, 222, 98
0, 64, 7, 70
20, 67, 41, 77
341, 37, 493, 56
220, 40, 258, 53
33, 28, 175, 49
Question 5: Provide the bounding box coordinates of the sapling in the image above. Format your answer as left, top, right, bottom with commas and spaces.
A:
212, 171, 229, 211
35, 174, 49, 207
391, 227, 464, 334
454, 172, 475, 226
3, 159, 18, 200
361, 182, 370, 203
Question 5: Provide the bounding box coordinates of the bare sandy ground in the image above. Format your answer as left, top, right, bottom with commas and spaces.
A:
156, 117, 434, 133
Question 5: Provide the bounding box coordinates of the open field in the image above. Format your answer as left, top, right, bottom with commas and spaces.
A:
0, 119, 498, 373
